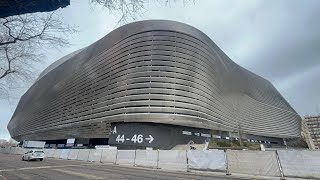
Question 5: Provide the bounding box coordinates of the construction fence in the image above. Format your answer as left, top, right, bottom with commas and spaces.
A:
0, 147, 320, 179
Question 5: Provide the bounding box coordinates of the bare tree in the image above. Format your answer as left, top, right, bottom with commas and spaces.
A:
0, 0, 194, 99
0, 12, 76, 99
0, 138, 19, 148
90, 0, 195, 24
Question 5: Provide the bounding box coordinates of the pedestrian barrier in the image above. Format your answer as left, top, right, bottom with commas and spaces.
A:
13, 147, 18, 154
3, 146, 320, 180
43, 149, 50, 157
277, 150, 320, 179
226, 150, 281, 177
53, 149, 62, 158
13, 147, 20, 154
10, 147, 16, 154
68, 149, 80, 160
88, 149, 102, 162
8, 147, 14, 154
17, 148, 24, 155
43, 149, 50, 156
17, 148, 24, 154
187, 150, 226, 172
134, 150, 158, 168
9, 147, 15, 154
101, 149, 117, 164
116, 150, 135, 166
77, 149, 90, 161
22, 148, 29, 154
158, 150, 187, 171
60, 149, 70, 159
44, 149, 55, 158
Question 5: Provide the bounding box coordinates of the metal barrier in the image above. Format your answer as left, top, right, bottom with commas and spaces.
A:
226, 150, 281, 177
77, 149, 90, 161
53, 149, 62, 158
158, 150, 188, 171
277, 150, 320, 179
116, 150, 135, 166
134, 150, 158, 168
44, 149, 55, 158
101, 149, 117, 164
60, 149, 70, 159
3, 147, 320, 180
68, 149, 80, 160
12, 147, 20, 154
187, 150, 226, 172
88, 149, 102, 162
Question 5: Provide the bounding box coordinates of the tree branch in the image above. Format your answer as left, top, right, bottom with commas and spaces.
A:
0, 47, 16, 79
1, 17, 47, 46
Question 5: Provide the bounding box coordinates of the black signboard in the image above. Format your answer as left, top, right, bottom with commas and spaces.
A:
109, 122, 211, 149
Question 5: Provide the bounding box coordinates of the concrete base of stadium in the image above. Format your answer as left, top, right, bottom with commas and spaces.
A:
19, 122, 286, 150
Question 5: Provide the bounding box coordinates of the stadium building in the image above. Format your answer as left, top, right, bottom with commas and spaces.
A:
7, 20, 301, 149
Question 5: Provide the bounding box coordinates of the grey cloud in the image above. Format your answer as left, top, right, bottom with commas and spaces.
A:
242, 1, 320, 81
280, 65, 320, 115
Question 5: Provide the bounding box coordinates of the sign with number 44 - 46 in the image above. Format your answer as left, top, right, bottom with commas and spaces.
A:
115, 134, 154, 144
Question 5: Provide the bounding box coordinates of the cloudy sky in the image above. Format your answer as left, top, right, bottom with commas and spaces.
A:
1, 0, 320, 139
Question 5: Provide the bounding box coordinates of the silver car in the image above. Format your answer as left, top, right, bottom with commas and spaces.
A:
22, 150, 44, 161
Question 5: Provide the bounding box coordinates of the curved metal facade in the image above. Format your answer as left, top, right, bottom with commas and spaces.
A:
8, 20, 301, 142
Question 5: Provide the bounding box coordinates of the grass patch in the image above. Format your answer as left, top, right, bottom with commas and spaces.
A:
209, 139, 260, 150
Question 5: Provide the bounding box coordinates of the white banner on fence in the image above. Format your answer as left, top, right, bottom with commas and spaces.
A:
116, 150, 135, 166
158, 150, 187, 171
135, 150, 158, 168
277, 150, 320, 179
88, 149, 102, 162
77, 149, 90, 161
60, 149, 70, 159
187, 150, 226, 171
101, 149, 117, 164
68, 149, 80, 160
227, 150, 280, 177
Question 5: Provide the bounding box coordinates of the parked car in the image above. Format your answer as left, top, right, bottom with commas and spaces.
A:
22, 150, 44, 161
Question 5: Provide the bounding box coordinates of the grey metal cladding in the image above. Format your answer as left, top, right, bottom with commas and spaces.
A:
7, 20, 301, 141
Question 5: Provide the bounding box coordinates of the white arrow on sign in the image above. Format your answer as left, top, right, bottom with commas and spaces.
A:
145, 135, 154, 143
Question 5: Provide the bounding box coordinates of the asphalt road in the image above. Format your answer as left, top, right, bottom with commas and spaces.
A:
0, 153, 259, 180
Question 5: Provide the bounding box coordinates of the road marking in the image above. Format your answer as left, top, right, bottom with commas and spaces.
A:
0, 164, 93, 172
52, 169, 105, 179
